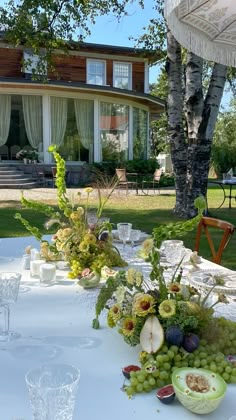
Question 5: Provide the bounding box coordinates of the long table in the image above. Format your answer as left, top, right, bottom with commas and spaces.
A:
0, 236, 235, 420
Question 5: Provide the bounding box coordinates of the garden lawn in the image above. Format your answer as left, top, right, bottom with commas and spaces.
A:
0, 185, 235, 270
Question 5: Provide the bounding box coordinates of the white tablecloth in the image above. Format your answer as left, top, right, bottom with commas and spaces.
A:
0, 236, 235, 420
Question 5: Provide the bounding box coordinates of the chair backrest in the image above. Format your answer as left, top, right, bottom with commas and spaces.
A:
51, 167, 57, 178
153, 168, 162, 181
0, 145, 9, 159
10, 145, 21, 159
116, 168, 127, 183
194, 216, 235, 264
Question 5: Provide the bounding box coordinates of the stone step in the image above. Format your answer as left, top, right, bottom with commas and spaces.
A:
0, 181, 38, 189
0, 173, 26, 179
0, 177, 35, 184
0, 171, 21, 175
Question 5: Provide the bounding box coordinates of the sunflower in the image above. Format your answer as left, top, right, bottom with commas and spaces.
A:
121, 317, 136, 337
107, 304, 122, 326
84, 233, 97, 245
132, 293, 156, 317
84, 187, 93, 194
168, 282, 182, 294
79, 241, 90, 252
159, 299, 176, 318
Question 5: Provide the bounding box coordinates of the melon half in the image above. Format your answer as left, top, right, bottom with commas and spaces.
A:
172, 368, 227, 414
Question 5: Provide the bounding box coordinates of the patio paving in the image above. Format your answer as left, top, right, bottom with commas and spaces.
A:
0, 186, 175, 207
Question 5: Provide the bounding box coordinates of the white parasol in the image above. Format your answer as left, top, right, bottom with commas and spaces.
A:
165, 0, 236, 67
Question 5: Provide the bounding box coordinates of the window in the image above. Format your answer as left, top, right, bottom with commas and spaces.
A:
87, 59, 106, 85
133, 108, 148, 160
100, 102, 129, 161
23, 51, 47, 76
113, 62, 132, 90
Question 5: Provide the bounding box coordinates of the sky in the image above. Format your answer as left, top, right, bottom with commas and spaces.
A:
84, 2, 160, 84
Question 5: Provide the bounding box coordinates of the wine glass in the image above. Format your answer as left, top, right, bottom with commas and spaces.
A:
129, 229, 141, 256
117, 223, 132, 253
0, 272, 21, 341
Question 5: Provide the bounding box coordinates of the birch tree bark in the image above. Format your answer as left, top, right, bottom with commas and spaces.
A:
166, 29, 187, 217
167, 31, 227, 218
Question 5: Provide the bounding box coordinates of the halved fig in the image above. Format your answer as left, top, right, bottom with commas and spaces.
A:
156, 384, 175, 404
122, 365, 141, 379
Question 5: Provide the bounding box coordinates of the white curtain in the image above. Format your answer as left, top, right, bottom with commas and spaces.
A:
51, 97, 68, 147
0, 95, 11, 146
74, 99, 94, 162
22, 95, 42, 149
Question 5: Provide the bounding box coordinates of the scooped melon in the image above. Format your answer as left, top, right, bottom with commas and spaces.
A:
140, 316, 164, 354
172, 368, 227, 414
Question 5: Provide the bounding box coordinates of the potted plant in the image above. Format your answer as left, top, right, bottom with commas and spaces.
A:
16, 149, 30, 164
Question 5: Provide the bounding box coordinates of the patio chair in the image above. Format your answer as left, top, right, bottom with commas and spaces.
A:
0, 145, 9, 160
194, 216, 235, 265
142, 168, 162, 194
10, 145, 21, 160
115, 168, 138, 195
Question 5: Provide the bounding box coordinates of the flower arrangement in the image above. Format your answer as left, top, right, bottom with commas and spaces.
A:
15, 145, 126, 279
92, 197, 236, 396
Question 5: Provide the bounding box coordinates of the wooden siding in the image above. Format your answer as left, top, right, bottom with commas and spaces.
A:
0, 46, 146, 93
0, 48, 22, 77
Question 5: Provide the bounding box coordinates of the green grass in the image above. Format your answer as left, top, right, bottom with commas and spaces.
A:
0, 185, 235, 270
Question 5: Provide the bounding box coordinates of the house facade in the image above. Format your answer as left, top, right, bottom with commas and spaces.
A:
0, 34, 164, 165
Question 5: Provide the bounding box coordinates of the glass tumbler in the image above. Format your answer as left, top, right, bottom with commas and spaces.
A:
25, 363, 80, 420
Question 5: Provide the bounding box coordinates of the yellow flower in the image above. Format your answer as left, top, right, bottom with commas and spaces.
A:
79, 241, 90, 252
84, 233, 97, 245
132, 293, 156, 317
107, 312, 116, 328
168, 282, 182, 295
126, 268, 143, 287
108, 304, 122, 325
84, 187, 93, 194
121, 317, 136, 337
159, 299, 176, 318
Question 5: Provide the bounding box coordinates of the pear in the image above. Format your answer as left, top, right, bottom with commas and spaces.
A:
140, 316, 164, 354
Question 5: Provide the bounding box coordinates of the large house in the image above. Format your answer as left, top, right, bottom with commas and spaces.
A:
0, 32, 164, 168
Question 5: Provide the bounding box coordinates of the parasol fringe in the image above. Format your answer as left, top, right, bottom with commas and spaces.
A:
165, 0, 236, 68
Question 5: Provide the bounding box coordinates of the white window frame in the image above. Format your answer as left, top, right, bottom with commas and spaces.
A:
113, 61, 132, 90
86, 59, 106, 85
23, 51, 47, 76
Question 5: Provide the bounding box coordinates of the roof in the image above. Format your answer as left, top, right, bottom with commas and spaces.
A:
0, 31, 162, 64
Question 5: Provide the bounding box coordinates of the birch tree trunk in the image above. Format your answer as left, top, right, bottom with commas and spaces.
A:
184, 55, 227, 217
166, 29, 187, 217
166, 31, 227, 218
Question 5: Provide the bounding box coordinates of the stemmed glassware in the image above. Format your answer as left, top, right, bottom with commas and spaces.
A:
117, 223, 132, 253
0, 272, 21, 341
129, 229, 141, 256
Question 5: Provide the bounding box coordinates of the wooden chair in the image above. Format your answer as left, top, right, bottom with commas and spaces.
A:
142, 168, 162, 194
194, 216, 235, 265
0, 145, 9, 160
115, 168, 138, 195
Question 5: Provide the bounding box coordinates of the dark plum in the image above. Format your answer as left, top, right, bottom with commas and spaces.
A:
182, 333, 200, 353
165, 326, 183, 346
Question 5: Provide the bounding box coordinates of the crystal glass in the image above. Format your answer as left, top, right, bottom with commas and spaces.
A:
25, 363, 80, 420
129, 229, 141, 256
87, 211, 98, 226
117, 223, 132, 252
0, 272, 21, 341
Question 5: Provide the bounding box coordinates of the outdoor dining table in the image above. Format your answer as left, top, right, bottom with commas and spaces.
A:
0, 236, 235, 420
210, 179, 236, 209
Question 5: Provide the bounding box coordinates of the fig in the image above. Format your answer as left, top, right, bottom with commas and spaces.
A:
182, 333, 200, 353
156, 384, 175, 404
122, 365, 141, 379
140, 316, 164, 354
165, 326, 183, 346
172, 368, 227, 414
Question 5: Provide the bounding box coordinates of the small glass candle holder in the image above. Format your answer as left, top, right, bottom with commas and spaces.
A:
39, 263, 56, 286
22, 254, 31, 270
30, 248, 41, 261
30, 259, 46, 278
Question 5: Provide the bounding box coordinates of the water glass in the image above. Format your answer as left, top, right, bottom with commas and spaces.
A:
129, 229, 141, 256
0, 271, 21, 341
117, 223, 132, 252
25, 363, 80, 420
